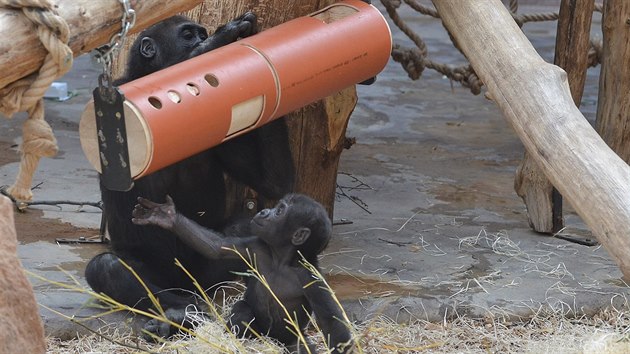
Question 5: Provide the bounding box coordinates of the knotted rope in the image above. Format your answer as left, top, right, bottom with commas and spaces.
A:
0, 0, 73, 201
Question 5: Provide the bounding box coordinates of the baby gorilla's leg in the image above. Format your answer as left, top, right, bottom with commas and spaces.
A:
228, 300, 259, 338
85, 252, 193, 311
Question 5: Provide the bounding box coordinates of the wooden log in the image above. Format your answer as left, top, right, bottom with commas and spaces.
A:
432, 0, 630, 279
515, 0, 594, 234
595, 1, 630, 160
287, 87, 357, 217
111, 0, 358, 217
0, 0, 202, 89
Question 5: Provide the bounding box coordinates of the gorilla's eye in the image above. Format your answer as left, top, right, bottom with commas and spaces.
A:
199, 31, 208, 41
276, 203, 286, 216
182, 30, 194, 40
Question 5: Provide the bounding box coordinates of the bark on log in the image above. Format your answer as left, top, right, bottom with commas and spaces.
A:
515, 0, 594, 234
112, 0, 357, 217
432, 0, 630, 280
0, 0, 202, 89
595, 1, 630, 161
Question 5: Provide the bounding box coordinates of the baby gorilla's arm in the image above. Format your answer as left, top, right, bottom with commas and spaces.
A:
300, 269, 353, 354
132, 196, 256, 259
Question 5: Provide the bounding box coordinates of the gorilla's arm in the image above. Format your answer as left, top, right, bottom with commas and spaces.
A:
300, 269, 353, 354
216, 119, 295, 199
191, 12, 257, 56
173, 213, 258, 259
132, 196, 257, 259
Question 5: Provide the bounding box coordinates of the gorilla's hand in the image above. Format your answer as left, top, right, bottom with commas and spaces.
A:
191, 12, 258, 56
232, 11, 258, 37
142, 307, 208, 340
132, 195, 177, 230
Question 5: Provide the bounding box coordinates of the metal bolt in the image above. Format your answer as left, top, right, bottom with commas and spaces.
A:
246, 201, 256, 210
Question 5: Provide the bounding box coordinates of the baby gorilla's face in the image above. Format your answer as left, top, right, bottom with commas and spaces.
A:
250, 198, 291, 245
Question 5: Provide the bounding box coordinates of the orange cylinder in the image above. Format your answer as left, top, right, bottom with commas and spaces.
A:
80, 0, 392, 179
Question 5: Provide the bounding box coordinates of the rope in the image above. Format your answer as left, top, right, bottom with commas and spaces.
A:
381, 0, 603, 96
0, 0, 73, 201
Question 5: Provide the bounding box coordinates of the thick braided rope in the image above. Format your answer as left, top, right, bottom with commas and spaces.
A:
0, 0, 73, 201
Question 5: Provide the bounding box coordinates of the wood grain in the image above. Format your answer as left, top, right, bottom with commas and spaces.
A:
0, 0, 202, 89
596, 1, 630, 160
515, 0, 594, 233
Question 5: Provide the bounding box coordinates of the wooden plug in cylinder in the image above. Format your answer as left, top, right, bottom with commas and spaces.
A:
80, 0, 392, 179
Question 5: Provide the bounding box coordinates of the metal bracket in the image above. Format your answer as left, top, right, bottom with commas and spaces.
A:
94, 74, 134, 191
56, 211, 109, 244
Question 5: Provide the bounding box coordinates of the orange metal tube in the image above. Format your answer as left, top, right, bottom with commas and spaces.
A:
79, 0, 392, 178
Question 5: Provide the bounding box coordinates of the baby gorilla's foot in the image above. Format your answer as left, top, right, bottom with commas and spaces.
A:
142, 307, 209, 340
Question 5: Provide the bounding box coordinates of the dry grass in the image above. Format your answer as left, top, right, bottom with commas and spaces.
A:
46, 308, 630, 353
41, 228, 630, 353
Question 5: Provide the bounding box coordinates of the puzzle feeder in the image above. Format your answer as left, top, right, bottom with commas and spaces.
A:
79, 0, 392, 180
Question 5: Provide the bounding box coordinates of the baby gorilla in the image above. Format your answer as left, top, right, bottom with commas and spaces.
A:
132, 194, 352, 353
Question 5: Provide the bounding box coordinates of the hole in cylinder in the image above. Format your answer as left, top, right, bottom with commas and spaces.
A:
148, 96, 162, 109
186, 83, 200, 96
167, 90, 182, 103
204, 74, 220, 87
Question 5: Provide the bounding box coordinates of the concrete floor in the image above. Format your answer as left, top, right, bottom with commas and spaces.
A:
1, 2, 628, 339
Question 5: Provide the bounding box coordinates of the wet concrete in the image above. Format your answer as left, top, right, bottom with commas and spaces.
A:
1, 1, 627, 339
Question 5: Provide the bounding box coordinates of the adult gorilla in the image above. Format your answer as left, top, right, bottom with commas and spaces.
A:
85, 13, 294, 312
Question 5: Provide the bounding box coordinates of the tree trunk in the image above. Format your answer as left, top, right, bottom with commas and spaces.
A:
0, 0, 201, 89
432, 0, 630, 280
112, 0, 357, 217
514, 0, 593, 234
595, 1, 630, 161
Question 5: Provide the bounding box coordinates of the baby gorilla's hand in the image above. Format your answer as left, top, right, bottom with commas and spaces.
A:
131, 195, 177, 230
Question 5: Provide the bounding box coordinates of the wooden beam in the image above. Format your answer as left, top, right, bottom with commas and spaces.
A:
596, 1, 630, 161
432, 0, 630, 279
515, 0, 594, 233
0, 0, 202, 89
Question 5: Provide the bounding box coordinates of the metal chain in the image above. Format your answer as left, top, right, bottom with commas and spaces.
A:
93, 0, 136, 77
93, 0, 135, 102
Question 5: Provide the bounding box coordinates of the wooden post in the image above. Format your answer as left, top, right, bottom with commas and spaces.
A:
112, 0, 357, 217
432, 0, 630, 280
0, 0, 201, 90
515, 0, 594, 234
595, 1, 630, 161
